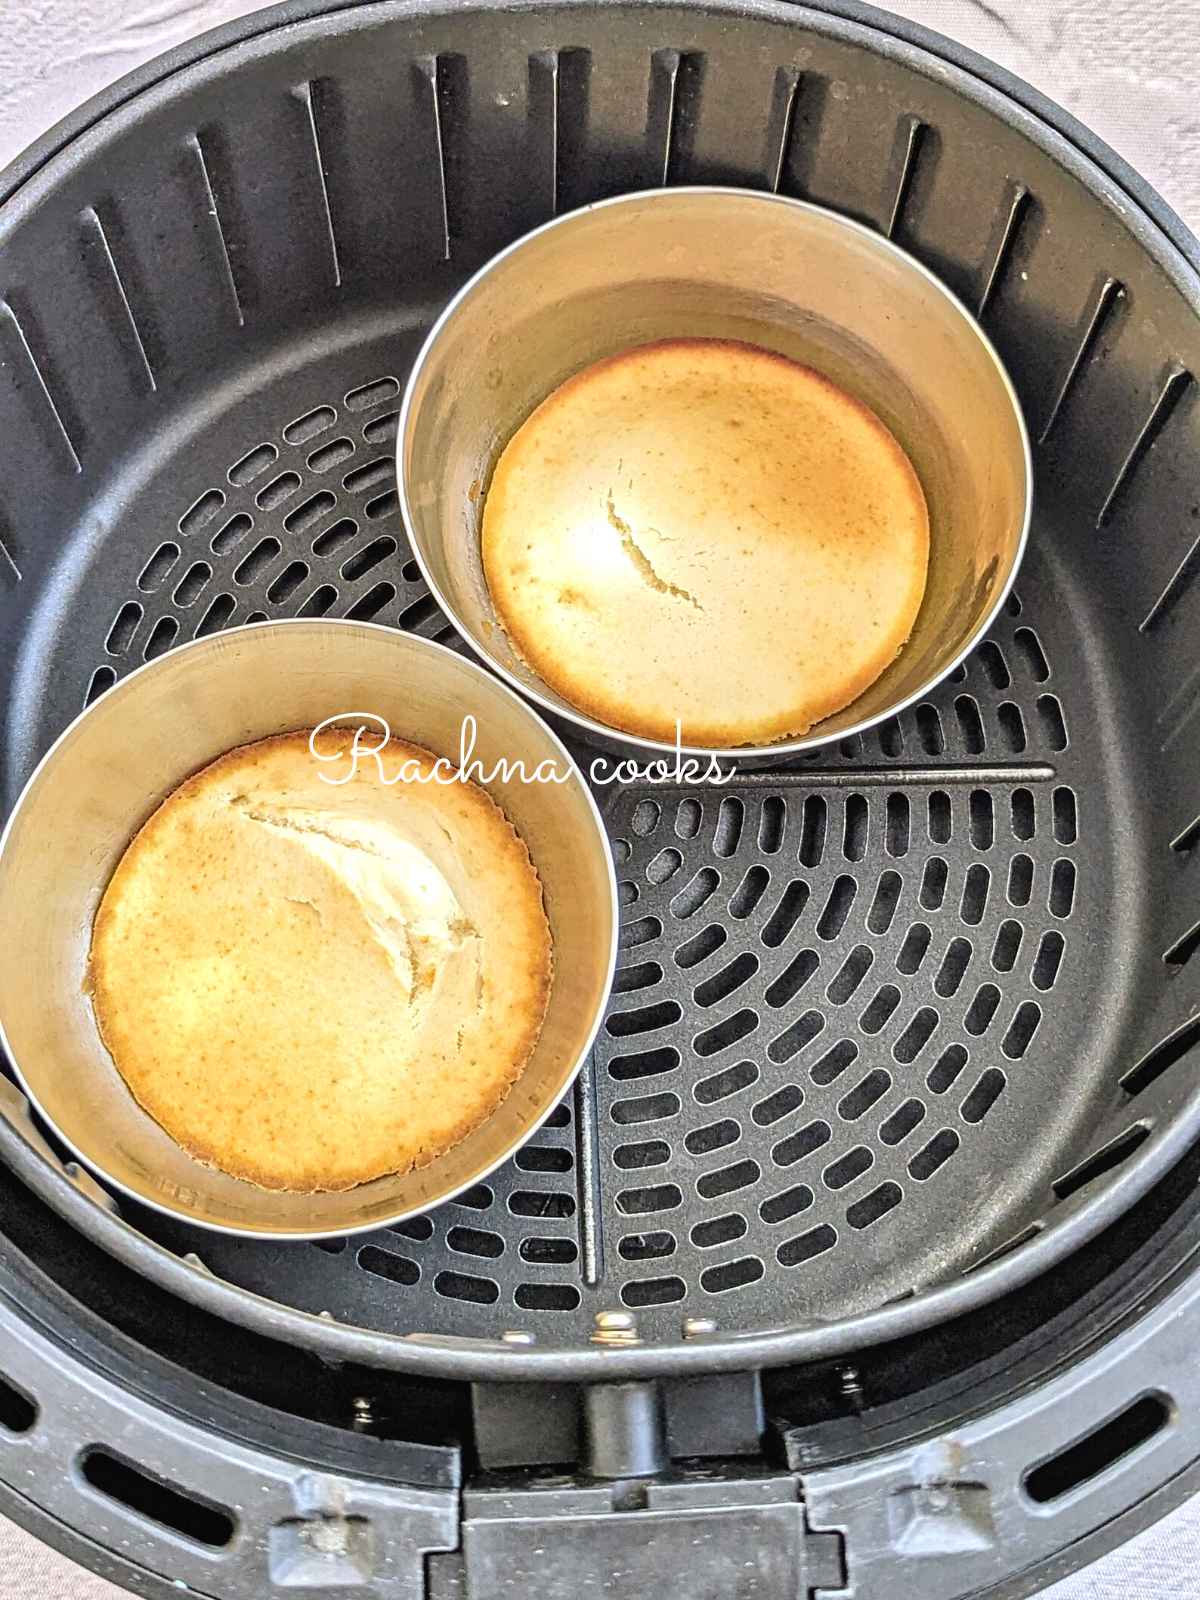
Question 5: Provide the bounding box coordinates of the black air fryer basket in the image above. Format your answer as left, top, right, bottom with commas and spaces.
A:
3, 2, 1200, 1596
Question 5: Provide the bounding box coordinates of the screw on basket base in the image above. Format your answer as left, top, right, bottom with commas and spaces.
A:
591, 1310, 640, 1346
351, 1396, 375, 1434
682, 1316, 718, 1339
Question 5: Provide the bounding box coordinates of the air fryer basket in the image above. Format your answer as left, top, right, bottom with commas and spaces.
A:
2, 0, 1200, 1396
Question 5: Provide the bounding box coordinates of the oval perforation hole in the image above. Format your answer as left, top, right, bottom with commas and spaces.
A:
694, 953, 759, 1008
1050, 859, 1076, 918
886, 793, 909, 857
729, 865, 770, 919
1011, 788, 1035, 841
363, 410, 399, 444
520, 1236, 578, 1264
935, 937, 972, 997
955, 696, 985, 755
312, 517, 358, 557
1014, 626, 1049, 681
434, 1270, 498, 1304
838, 1069, 891, 1121
143, 616, 179, 660
817, 876, 857, 940
233, 537, 281, 585
194, 592, 236, 637
915, 704, 944, 755
446, 1225, 503, 1259
284, 491, 339, 537
691, 1212, 747, 1250
611, 1091, 681, 1126
85, 665, 116, 706
621, 915, 662, 951
810, 1039, 858, 1086
674, 798, 703, 839
1033, 931, 1065, 991
765, 947, 819, 1007
772, 1118, 831, 1168
759, 796, 785, 853
867, 870, 902, 935
284, 405, 336, 443
896, 923, 931, 976
617, 1183, 683, 1216
762, 881, 809, 947
685, 1118, 740, 1157
927, 1044, 969, 1094
514, 1283, 580, 1311
514, 1146, 572, 1174
893, 1006, 938, 1064
211, 512, 253, 555
920, 859, 948, 911
1003, 1001, 1042, 1059
827, 944, 872, 1004
672, 868, 720, 919
358, 1246, 420, 1286
632, 800, 661, 837
752, 1085, 804, 1126
768, 1009, 824, 1064
928, 791, 952, 845
695, 1060, 758, 1104
508, 1191, 573, 1219
777, 1223, 837, 1266
961, 1067, 1006, 1123
880, 1097, 926, 1145
391, 1216, 434, 1241
998, 703, 1027, 752
843, 794, 868, 861
878, 716, 904, 756
613, 960, 663, 997
267, 561, 309, 604
675, 925, 726, 969
179, 488, 224, 537
798, 796, 827, 867
714, 796, 744, 857
760, 1184, 813, 1224
977, 640, 1010, 688
860, 984, 901, 1034
346, 581, 397, 620
991, 920, 1023, 973
1053, 787, 1078, 845
969, 791, 994, 850
646, 847, 683, 886
700, 1255, 764, 1294
298, 584, 338, 617
345, 376, 400, 411
824, 1145, 873, 1190
1037, 694, 1068, 751
255, 472, 301, 511
138, 542, 180, 592
228, 442, 277, 486
618, 1232, 676, 1261
847, 1181, 902, 1230
307, 437, 355, 473
622, 1276, 686, 1306
80, 1450, 234, 1549
614, 1139, 671, 1170
696, 1158, 759, 1198
105, 600, 142, 656
695, 1009, 758, 1058
961, 864, 990, 925
1008, 854, 1034, 907
908, 1128, 960, 1180
344, 458, 394, 496
454, 1184, 494, 1210
964, 983, 1002, 1036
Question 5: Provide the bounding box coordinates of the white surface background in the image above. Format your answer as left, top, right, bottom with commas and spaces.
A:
0, 1, 1197, 1596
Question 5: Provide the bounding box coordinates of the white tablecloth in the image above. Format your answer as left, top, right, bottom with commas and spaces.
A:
0, 2, 1196, 1594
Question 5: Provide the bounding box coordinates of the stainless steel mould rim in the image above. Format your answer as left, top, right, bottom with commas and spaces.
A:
0, 617, 621, 1241
397, 183, 1035, 762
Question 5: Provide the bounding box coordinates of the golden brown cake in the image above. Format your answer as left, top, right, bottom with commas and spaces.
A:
88, 730, 553, 1192
481, 338, 930, 746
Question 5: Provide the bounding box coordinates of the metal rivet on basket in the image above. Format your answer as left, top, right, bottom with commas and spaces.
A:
592, 1310, 640, 1346
683, 1317, 718, 1338
501, 1329, 537, 1345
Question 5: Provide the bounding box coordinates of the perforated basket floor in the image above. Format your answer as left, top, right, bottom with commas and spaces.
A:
2, 0, 1200, 1353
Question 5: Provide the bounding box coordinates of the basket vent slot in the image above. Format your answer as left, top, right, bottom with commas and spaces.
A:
0, 1373, 36, 1435
80, 1449, 234, 1548
1024, 1395, 1170, 1504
